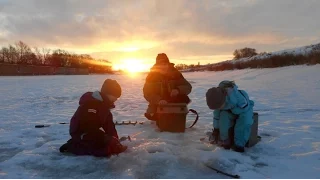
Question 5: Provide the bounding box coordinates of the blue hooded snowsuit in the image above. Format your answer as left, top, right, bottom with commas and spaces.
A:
213, 81, 254, 147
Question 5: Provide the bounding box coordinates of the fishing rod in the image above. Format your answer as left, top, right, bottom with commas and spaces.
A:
203, 163, 240, 179
35, 121, 144, 128
35, 122, 68, 128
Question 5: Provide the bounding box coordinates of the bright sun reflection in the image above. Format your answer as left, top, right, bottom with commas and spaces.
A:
113, 58, 150, 73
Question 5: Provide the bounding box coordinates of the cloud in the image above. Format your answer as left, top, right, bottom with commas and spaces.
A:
1, 0, 320, 64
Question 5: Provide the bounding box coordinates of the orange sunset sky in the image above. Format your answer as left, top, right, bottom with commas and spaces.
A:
1, 0, 320, 72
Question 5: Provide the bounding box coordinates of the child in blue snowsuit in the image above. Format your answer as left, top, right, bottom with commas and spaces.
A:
206, 81, 254, 152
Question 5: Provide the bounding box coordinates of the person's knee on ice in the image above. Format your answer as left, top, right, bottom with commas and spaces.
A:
143, 53, 192, 121
206, 80, 255, 153
61, 79, 127, 157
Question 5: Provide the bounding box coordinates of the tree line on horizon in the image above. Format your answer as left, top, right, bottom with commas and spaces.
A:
0, 41, 113, 74
207, 46, 320, 71
1, 41, 319, 73
174, 48, 269, 71
175, 45, 320, 71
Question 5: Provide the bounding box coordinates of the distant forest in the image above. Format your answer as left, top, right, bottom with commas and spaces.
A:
0, 41, 112, 74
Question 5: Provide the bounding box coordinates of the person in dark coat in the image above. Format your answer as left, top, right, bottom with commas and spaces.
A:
143, 53, 192, 121
59, 79, 127, 157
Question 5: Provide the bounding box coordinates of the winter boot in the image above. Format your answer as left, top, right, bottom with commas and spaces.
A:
59, 142, 70, 153
232, 145, 245, 153
218, 139, 231, 150
228, 126, 235, 147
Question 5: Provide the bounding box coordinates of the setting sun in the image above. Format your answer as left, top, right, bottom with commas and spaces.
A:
113, 58, 151, 73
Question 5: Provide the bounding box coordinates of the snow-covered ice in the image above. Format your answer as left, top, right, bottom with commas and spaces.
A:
0, 64, 320, 178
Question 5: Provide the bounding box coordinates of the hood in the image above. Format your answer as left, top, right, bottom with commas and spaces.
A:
150, 63, 177, 73
151, 62, 175, 69
79, 91, 115, 109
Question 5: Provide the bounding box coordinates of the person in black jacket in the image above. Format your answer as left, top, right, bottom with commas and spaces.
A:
59, 79, 127, 157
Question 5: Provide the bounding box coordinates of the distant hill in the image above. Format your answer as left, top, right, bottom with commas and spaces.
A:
181, 42, 320, 72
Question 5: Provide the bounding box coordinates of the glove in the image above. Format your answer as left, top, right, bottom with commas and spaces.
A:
119, 135, 131, 142
209, 128, 220, 144
119, 136, 128, 142
106, 136, 127, 156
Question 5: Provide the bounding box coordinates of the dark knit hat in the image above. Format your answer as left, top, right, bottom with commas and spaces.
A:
101, 79, 121, 98
206, 87, 227, 110
156, 53, 170, 64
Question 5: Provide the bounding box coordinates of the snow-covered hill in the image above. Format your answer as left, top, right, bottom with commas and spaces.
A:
181, 42, 320, 72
